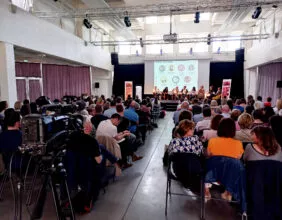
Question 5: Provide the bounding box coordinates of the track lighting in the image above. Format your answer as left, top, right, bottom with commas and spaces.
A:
252, 7, 262, 19
194, 12, 200, 23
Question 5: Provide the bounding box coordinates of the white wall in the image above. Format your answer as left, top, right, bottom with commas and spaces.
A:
245, 31, 282, 69
91, 67, 113, 98
0, 1, 112, 71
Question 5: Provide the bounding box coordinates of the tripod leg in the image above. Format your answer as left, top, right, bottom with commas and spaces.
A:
50, 177, 62, 220
26, 165, 39, 206
63, 179, 76, 220
0, 171, 8, 200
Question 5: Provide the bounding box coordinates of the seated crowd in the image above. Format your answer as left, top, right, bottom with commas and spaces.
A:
0, 94, 162, 213
167, 95, 282, 216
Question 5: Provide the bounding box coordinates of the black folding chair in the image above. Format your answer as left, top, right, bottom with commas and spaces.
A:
165, 153, 205, 220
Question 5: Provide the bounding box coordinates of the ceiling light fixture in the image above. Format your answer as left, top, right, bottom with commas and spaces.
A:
124, 11, 131, 27
252, 7, 262, 19
83, 17, 92, 29
194, 11, 200, 23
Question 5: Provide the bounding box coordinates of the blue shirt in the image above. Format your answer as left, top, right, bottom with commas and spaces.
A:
103, 107, 117, 118
233, 105, 244, 113
124, 107, 139, 133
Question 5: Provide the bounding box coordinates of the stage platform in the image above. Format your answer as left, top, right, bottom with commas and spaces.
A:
160, 100, 179, 111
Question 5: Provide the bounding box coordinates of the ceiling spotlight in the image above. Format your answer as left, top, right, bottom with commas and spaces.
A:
139, 38, 144, 48
194, 12, 200, 23
207, 34, 211, 45
189, 47, 193, 55
252, 7, 262, 19
83, 18, 92, 29
124, 16, 131, 27
272, 5, 278, 9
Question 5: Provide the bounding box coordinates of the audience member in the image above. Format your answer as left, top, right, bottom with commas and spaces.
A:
91, 105, 108, 129
14, 101, 22, 113
20, 99, 31, 117
233, 99, 244, 113
263, 106, 275, 124
169, 120, 203, 155
247, 95, 254, 106
251, 109, 266, 128
195, 107, 211, 132
0, 101, 8, 118
30, 102, 39, 114
202, 115, 223, 141
173, 101, 191, 124
273, 98, 282, 115
235, 113, 253, 142
172, 110, 193, 138
244, 126, 282, 162
221, 105, 231, 118
264, 97, 272, 107
245, 105, 254, 115
230, 109, 241, 131
269, 115, 282, 147
124, 101, 139, 133
254, 96, 264, 110
207, 118, 244, 159
206, 118, 244, 201
0, 111, 22, 155
104, 100, 117, 118
226, 99, 233, 112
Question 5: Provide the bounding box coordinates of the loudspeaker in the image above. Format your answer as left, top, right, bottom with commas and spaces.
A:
111, 52, 119, 65
277, 81, 282, 88
94, 82, 100, 88
235, 48, 245, 63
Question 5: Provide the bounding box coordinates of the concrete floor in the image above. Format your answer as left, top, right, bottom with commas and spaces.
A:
0, 112, 241, 220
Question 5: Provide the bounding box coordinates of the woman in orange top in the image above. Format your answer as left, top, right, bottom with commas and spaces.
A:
207, 118, 244, 159
206, 118, 244, 201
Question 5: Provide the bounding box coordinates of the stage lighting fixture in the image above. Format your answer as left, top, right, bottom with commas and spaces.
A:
272, 5, 278, 9
194, 12, 200, 23
217, 47, 221, 54
124, 16, 131, 27
140, 38, 144, 48
207, 34, 211, 45
252, 7, 262, 19
83, 18, 92, 29
189, 47, 193, 55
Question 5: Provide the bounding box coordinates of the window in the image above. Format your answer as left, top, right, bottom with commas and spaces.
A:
212, 40, 241, 52
12, 0, 33, 11
178, 33, 209, 53
119, 45, 131, 55
146, 16, 158, 24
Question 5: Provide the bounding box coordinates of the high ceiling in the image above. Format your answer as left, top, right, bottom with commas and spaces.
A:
32, 0, 282, 40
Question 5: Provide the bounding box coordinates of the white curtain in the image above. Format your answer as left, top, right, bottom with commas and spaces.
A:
257, 63, 282, 105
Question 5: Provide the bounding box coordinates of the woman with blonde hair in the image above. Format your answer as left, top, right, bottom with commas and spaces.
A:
235, 113, 254, 142
14, 101, 22, 113
273, 98, 282, 115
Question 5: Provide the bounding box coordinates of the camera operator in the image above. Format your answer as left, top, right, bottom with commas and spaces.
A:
0, 110, 22, 170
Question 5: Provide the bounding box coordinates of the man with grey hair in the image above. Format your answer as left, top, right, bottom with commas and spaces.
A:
124, 100, 139, 133
173, 101, 191, 124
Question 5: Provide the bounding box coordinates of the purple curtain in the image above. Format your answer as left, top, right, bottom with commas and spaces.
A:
258, 63, 282, 105
29, 80, 42, 102
16, 79, 27, 102
15, 62, 41, 77
42, 64, 91, 100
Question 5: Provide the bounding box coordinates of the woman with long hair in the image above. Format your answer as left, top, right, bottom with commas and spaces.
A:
244, 126, 282, 162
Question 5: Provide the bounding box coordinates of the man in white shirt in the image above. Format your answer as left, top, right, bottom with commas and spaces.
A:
96, 113, 142, 167
196, 107, 212, 132
96, 113, 129, 141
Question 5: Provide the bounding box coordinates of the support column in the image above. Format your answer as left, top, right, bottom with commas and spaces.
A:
0, 42, 17, 107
